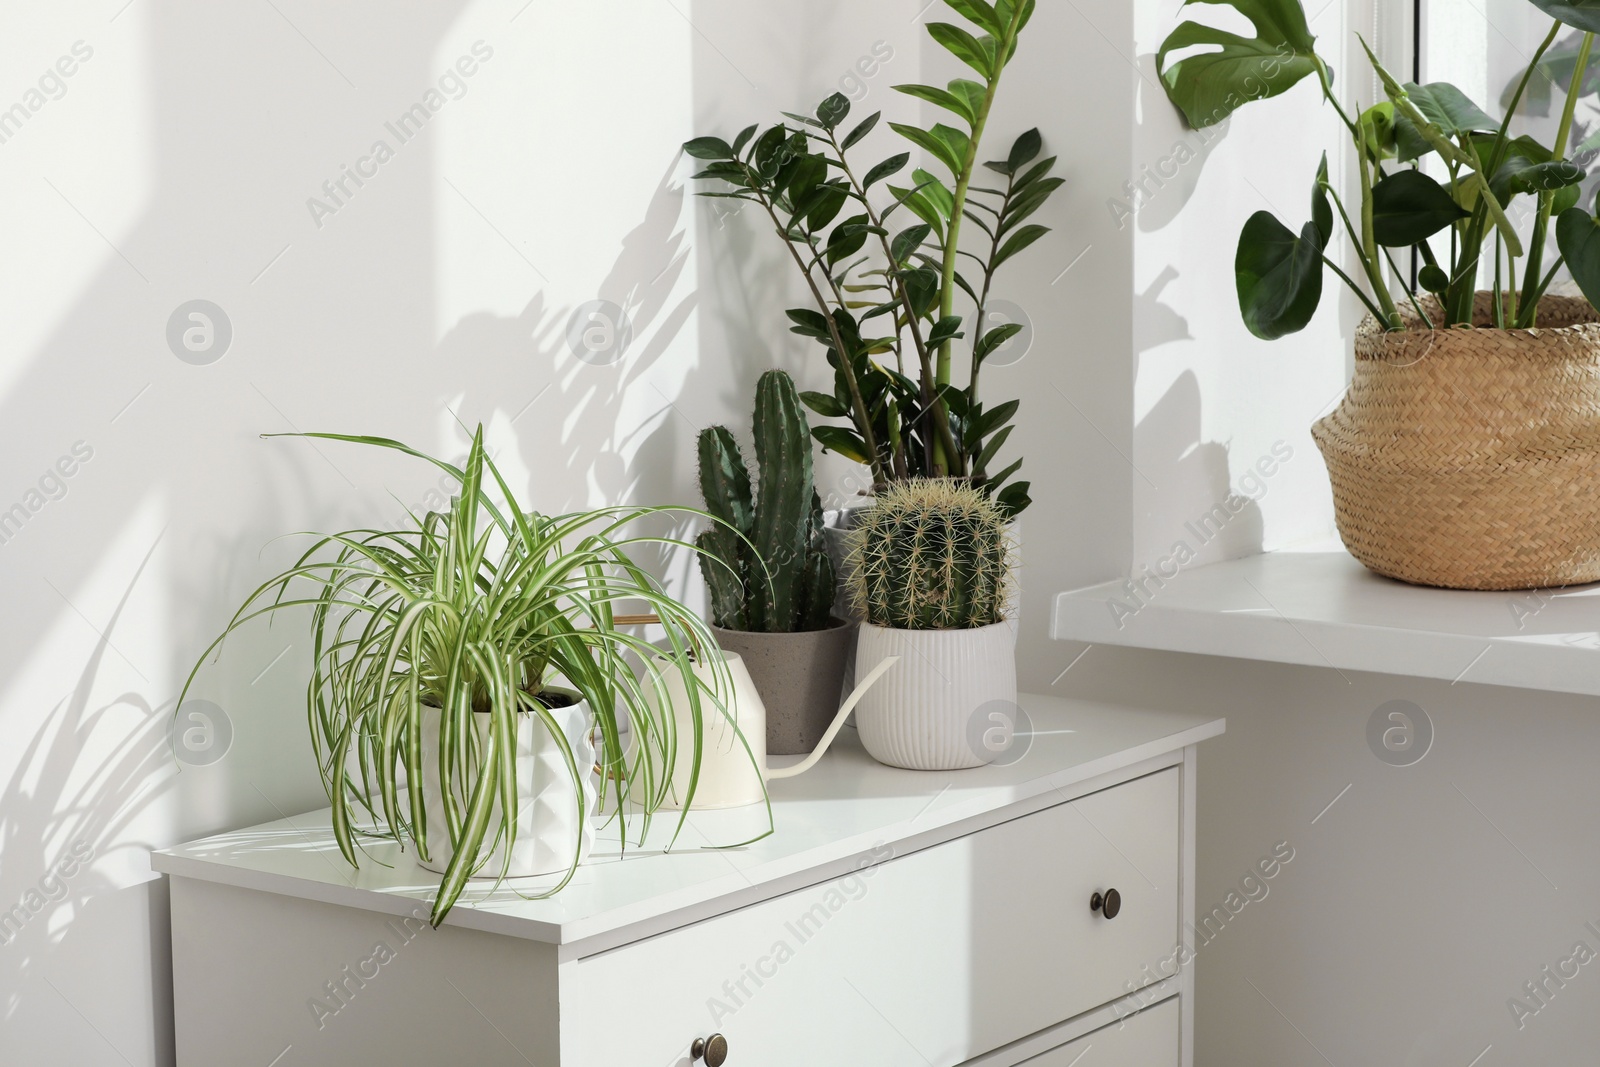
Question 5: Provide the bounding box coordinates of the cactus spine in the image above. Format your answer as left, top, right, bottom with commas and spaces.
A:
849, 479, 1012, 630
697, 371, 835, 632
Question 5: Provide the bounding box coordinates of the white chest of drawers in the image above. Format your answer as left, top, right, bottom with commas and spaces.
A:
153, 695, 1222, 1067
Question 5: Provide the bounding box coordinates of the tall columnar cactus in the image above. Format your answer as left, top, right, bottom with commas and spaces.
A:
697, 371, 835, 633
849, 479, 1013, 630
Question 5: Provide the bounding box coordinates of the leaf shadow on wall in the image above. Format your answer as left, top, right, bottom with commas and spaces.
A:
0, 540, 176, 1062
1128, 55, 1231, 234
1133, 266, 1265, 566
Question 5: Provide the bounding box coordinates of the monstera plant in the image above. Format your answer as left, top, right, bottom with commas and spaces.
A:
685, 0, 1058, 517
1158, 0, 1600, 594
1158, 0, 1600, 331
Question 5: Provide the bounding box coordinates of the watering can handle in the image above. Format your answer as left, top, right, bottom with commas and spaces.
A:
765, 656, 899, 780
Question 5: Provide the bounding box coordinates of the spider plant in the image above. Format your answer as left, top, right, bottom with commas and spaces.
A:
178, 427, 757, 925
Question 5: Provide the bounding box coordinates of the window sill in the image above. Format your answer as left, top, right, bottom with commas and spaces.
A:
1051, 542, 1600, 696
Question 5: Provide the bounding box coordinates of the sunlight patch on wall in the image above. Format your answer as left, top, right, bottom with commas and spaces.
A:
0, 6, 153, 405
432, 0, 703, 511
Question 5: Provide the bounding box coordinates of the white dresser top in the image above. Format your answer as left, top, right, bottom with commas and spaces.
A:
151, 694, 1223, 954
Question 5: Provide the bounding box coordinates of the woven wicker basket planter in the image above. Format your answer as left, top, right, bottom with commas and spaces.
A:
1312, 293, 1600, 590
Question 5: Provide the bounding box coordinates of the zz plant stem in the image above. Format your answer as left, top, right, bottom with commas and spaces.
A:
932, 1, 1030, 439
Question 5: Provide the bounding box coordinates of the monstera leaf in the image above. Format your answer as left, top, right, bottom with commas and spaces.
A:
1393, 82, 1497, 161
1558, 207, 1600, 308
1370, 170, 1468, 246
1459, 133, 1588, 205
1236, 213, 1324, 338
1526, 0, 1600, 34
1236, 162, 1330, 339
1157, 0, 1321, 129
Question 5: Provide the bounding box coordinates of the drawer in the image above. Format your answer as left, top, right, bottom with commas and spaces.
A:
560, 767, 1180, 1066
1013, 996, 1180, 1066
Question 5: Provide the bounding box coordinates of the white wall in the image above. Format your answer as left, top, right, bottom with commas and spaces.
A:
11, 0, 1584, 1063
1061, 1, 1600, 1063
0, 1, 935, 1061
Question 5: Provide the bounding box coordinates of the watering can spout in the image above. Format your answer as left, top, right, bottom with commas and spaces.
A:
764, 656, 899, 780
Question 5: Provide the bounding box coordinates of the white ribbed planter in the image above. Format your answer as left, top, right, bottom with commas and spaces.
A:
854, 620, 1018, 770
418, 689, 596, 878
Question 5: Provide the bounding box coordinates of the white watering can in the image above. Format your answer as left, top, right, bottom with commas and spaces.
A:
645, 649, 898, 809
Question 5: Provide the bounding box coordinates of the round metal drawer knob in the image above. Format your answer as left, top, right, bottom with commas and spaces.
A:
1091, 888, 1122, 919
692, 1033, 729, 1066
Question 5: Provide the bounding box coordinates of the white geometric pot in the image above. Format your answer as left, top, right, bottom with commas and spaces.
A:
854, 620, 1018, 770
418, 688, 596, 878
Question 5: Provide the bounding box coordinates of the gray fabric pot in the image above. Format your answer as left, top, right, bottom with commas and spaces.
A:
711, 618, 855, 755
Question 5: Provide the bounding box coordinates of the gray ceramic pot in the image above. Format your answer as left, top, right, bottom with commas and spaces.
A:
711, 618, 855, 754
821, 504, 873, 622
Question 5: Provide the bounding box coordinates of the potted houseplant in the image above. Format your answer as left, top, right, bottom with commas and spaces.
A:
697, 370, 853, 754
685, 0, 1057, 528
180, 427, 744, 925
1158, 0, 1600, 589
848, 479, 1016, 770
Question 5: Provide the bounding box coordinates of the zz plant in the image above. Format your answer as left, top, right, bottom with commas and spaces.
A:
180, 428, 743, 925
685, 0, 1056, 516
1159, 0, 1600, 332
697, 370, 835, 632
849, 479, 1013, 630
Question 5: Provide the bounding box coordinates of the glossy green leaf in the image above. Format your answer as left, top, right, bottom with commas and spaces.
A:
817, 93, 851, 130
1156, 0, 1320, 129
927, 22, 995, 77
946, 0, 1005, 34
684, 136, 734, 160
1003, 175, 1065, 227
888, 184, 946, 239
993, 223, 1049, 268
1007, 128, 1042, 171
786, 307, 832, 340
1359, 102, 1396, 161
1311, 152, 1332, 245
1235, 209, 1324, 339
800, 390, 849, 418
890, 121, 970, 175
915, 169, 956, 217
1394, 81, 1498, 161
1557, 207, 1600, 307
892, 223, 933, 263
862, 152, 910, 188
927, 315, 965, 346
1503, 158, 1586, 198
841, 112, 880, 151
993, 479, 1031, 518
1370, 169, 1468, 246
894, 83, 978, 125
975, 322, 1024, 362
812, 426, 872, 463
1527, 0, 1600, 34
826, 213, 872, 266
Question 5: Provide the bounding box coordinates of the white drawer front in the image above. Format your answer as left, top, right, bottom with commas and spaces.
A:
562, 768, 1180, 1066
1016, 996, 1180, 1066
